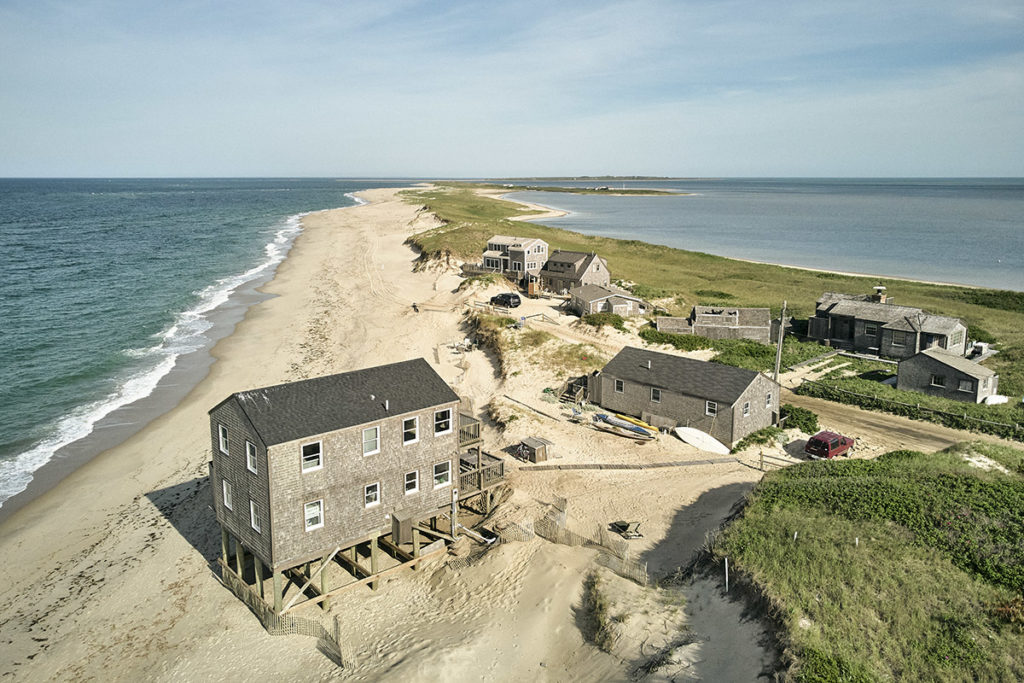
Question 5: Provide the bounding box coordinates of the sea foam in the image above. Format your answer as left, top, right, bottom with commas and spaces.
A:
0, 212, 311, 509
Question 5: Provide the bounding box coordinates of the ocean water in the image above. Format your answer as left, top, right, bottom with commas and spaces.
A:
0, 179, 408, 509
511, 179, 1024, 291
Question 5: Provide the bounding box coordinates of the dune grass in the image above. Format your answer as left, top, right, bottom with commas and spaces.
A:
401, 185, 1024, 393
713, 445, 1024, 681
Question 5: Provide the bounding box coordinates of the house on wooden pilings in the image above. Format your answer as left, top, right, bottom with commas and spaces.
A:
209, 358, 503, 614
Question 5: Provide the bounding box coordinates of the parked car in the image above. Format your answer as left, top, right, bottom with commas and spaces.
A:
490, 292, 521, 308
804, 430, 855, 459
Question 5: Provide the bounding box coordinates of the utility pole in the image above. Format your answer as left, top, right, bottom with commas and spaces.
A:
773, 300, 787, 383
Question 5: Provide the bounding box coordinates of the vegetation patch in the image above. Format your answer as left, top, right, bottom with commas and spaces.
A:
780, 404, 819, 434
731, 426, 785, 454
581, 312, 627, 332
637, 325, 826, 372
466, 311, 517, 377
694, 289, 736, 301
456, 272, 504, 292
544, 342, 607, 377
581, 571, 615, 652
713, 445, 1024, 681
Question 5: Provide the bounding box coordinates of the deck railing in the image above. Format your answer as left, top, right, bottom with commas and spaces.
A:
458, 453, 505, 494
458, 413, 482, 448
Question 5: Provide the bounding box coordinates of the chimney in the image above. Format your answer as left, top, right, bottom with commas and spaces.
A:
384, 399, 390, 411
872, 285, 887, 304
645, 360, 651, 369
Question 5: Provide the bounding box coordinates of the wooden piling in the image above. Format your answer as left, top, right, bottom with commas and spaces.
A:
370, 536, 379, 591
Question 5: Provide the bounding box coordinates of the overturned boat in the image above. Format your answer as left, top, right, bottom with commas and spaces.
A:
593, 414, 656, 441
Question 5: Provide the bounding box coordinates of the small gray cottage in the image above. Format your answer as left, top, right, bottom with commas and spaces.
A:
808, 288, 967, 359
896, 348, 999, 403
209, 358, 502, 613
538, 250, 610, 293
656, 306, 773, 343
587, 347, 779, 447
569, 284, 649, 317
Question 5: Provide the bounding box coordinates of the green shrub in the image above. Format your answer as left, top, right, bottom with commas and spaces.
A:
695, 289, 736, 300
731, 426, 784, 453
582, 312, 627, 332
781, 404, 819, 434
967, 324, 998, 345
582, 572, 615, 652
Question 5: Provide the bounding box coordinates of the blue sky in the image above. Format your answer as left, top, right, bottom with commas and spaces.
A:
1, 0, 1022, 177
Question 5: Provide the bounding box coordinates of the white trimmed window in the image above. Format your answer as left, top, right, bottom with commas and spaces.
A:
614, 379, 624, 393
249, 500, 261, 533
434, 408, 453, 436
766, 392, 772, 408
245, 441, 258, 474
364, 482, 380, 508
864, 323, 878, 336
930, 374, 946, 388
892, 331, 908, 347
405, 470, 419, 495
218, 424, 229, 454
706, 401, 718, 417
651, 387, 661, 403
362, 426, 380, 456
222, 479, 233, 510
403, 417, 419, 445
743, 401, 751, 417
433, 461, 451, 488
301, 441, 322, 472
958, 379, 974, 393
304, 500, 323, 531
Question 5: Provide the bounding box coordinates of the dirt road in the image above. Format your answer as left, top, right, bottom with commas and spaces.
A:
783, 388, 1018, 453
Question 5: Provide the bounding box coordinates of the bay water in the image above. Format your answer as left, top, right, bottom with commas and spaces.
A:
511, 178, 1024, 292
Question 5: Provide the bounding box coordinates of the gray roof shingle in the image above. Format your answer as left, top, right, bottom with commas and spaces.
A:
602, 346, 764, 405
819, 295, 962, 334
213, 358, 459, 446
916, 349, 995, 378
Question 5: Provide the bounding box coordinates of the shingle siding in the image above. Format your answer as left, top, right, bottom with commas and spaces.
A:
210, 399, 273, 567
897, 354, 998, 404
265, 400, 459, 570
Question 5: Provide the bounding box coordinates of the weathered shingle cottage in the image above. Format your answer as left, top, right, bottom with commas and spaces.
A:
657, 306, 773, 343
538, 250, 610, 293
897, 349, 999, 403
209, 358, 502, 613
587, 347, 779, 447
808, 288, 967, 359
569, 284, 649, 317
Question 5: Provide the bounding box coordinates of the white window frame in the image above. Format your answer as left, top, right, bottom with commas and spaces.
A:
249, 500, 261, 533
891, 330, 907, 347
362, 425, 380, 456
743, 401, 751, 417
958, 379, 974, 393
364, 482, 381, 508
706, 400, 718, 417
930, 374, 946, 388
512, 261, 522, 272
766, 392, 772, 408
304, 499, 324, 531
218, 424, 229, 455
433, 461, 451, 489
245, 441, 258, 474
405, 470, 419, 495
651, 387, 661, 403
864, 322, 877, 336
301, 440, 323, 472
614, 379, 624, 393
403, 416, 419, 445
222, 479, 233, 510
434, 408, 453, 436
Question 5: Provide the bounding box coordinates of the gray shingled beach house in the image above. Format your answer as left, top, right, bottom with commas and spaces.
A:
808, 288, 968, 359
656, 306, 773, 343
897, 348, 999, 403
587, 347, 779, 447
209, 358, 502, 614
538, 249, 610, 293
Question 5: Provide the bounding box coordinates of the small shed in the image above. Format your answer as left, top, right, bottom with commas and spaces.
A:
521, 437, 554, 463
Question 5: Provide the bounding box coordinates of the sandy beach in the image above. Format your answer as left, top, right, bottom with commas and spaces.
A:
1, 186, 992, 681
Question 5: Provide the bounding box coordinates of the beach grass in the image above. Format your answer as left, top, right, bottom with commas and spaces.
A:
401, 185, 1024, 394
712, 444, 1024, 681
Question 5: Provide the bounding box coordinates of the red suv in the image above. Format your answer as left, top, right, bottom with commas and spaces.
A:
804, 430, 855, 459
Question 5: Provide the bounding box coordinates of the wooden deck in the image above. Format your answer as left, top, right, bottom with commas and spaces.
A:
458, 451, 505, 495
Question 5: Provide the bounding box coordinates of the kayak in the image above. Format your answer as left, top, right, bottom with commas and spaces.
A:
595, 414, 655, 439
614, 413, 658, 432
